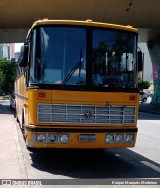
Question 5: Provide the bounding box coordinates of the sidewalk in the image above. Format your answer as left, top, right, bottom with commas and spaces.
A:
139, 102, 160, 115
0, 104, 27, 180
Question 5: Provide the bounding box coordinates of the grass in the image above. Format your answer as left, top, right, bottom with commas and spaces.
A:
0, 95, 10, 100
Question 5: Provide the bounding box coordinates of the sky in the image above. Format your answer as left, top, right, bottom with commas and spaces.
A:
15, 43, 23, 52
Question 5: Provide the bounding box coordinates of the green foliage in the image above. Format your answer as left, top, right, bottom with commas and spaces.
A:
138, 80, 150, 89
0, 70, 4, 88
0, 58, 16, 94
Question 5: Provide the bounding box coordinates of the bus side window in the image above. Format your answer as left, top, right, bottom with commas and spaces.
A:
24, 68, 29, 86
19, 44, 29, 67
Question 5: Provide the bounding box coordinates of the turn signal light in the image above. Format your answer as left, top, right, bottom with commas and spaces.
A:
130, 95, 136, 101
38, 92, 46, 98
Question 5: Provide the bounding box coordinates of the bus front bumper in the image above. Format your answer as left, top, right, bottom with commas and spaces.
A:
25, 126, 138, 149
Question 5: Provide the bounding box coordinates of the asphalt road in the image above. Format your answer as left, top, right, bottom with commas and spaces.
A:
0, 101, 160, 187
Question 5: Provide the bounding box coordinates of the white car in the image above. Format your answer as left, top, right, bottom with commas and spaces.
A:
9, 96, 16, 109
139, 90, 148, 103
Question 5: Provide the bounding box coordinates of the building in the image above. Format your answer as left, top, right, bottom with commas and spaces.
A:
15, 52, 20, 61
9, 44, 15, 60
0, 43, 15, 60
2, 44, 9, 59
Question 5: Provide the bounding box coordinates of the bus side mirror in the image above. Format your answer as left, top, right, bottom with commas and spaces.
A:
138, 51, 143, 71
19, 45, 29, 67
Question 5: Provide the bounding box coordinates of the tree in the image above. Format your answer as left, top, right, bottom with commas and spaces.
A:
0, 70, 4, 89
138, 80, 150, 89
0, 58, 16, 94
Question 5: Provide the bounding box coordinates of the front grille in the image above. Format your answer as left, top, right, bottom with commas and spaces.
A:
37, 104, 136, 125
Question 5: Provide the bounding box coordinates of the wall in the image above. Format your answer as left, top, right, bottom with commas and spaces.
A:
147, 41, 160, 104
138, 43, 152, 82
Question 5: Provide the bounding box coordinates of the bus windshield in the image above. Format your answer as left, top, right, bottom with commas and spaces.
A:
30, 26, 137, 89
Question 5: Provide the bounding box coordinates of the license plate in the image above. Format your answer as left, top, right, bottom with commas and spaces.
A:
79, 134, 96, 142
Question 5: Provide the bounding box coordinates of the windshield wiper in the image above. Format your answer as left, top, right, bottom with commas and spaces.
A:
61, 48, 82, 86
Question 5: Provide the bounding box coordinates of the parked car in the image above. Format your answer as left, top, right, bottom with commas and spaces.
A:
9, 95, 16, 109
149, 90, 155, 97
139, 90, 148, 103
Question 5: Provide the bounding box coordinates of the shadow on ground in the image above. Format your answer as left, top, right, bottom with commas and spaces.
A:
28, 147, 160, 179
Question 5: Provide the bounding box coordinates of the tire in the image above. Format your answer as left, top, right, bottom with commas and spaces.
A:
21, 113, 25, 130
26, 146, 36, 152
16, 116, 20, 123
143, 98, 147, 103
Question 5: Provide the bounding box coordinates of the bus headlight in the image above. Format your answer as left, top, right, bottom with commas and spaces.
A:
115, 134, 124, 143
48, 134, 58, 143
125, 134, 134, 143
105, 134, 114, 143
37, 134, 46, 142
59, 134, 69, 143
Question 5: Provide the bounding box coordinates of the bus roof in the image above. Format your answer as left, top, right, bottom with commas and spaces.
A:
25, 19, 138, 40
30, 19, 138, 33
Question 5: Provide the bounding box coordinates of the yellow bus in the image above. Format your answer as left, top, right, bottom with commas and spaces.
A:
15, 19, 142, 149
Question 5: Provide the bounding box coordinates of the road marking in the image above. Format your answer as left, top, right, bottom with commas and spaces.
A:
141, 161, 160, 173
148, 120, 160, 125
